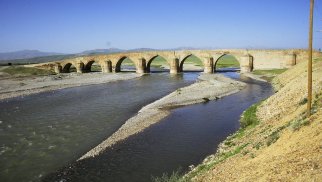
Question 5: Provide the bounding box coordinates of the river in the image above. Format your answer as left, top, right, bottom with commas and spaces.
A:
0, 72, 272, 182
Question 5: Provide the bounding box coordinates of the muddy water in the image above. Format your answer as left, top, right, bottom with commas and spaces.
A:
0, 73, 197, 182
43, 72, 273, 182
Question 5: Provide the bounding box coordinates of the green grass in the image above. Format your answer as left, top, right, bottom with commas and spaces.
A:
152, 169, 186, 182
2, 66, 55, 76
313, 57, 322, 62
150, 56, 169, 67
90, 64, 102, 72
252, 69, 287, 76
121, 58, 136, 65
289, 118, 309, 132
183, 55, 203, 66
240, 102, 261, 129
216, 55, 240, 68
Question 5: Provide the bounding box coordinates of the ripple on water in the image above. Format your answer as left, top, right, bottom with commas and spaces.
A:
0, 73, 199, 182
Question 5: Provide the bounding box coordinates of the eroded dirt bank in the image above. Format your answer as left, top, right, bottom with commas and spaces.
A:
185, 58, 322, 181
79, 74, 246, 160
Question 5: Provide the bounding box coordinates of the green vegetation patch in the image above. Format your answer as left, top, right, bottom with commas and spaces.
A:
252, 69, 287, 76
2, 66, 55, 76
152, 169, 185, 182
184, 55, 203, 66
240, 103, 261, 129
90, 65, 102, 72
121, 58, 135, 65
299, 98, 308, 105
216, 55, 240, 68
313, 57, 322, 62
266, 123, 289, 146
150, 56, 169, 67
289, 118, 309, 132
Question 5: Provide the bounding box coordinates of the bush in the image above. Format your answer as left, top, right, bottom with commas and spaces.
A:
299, 98, 308, 105
290, 118, 309, 131
152, 169, 185, 182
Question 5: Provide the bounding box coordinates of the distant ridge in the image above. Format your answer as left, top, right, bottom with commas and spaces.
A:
78, 48, 158, 55
78, 48, 124, 55
0, 50, 63, 61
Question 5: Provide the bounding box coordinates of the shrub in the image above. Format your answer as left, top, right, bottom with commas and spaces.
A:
152, 169, 185, 182
299, 98, 308, 105
290, 118, 310, 131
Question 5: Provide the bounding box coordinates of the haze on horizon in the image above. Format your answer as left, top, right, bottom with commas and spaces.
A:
0, 0, 321, 54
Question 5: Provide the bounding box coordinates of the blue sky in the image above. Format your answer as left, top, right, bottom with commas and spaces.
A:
0, 0, 321, 53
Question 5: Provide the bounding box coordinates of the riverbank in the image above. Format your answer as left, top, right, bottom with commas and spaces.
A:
79, 73, 246, 160
0, 63, 205, 100
183, 57, 322, 181
0, 71, 142, 100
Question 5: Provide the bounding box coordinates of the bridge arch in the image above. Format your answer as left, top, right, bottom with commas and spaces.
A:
180, 54, 204, 72
214, 54, 241, 72
84, 60, 102, 72
62, 63, 78, 73
115, 56, 137, 72
146, 55, 170, 72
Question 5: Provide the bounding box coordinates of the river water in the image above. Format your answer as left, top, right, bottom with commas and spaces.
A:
0, 73, 196, 182
0, 72, 272, 182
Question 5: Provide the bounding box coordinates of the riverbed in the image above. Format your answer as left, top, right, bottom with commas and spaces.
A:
0, 73, 197, 182
43, 72, 272, 182
0, 72, 272, 182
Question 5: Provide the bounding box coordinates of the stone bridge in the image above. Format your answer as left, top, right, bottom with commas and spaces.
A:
35, 49, 319, 74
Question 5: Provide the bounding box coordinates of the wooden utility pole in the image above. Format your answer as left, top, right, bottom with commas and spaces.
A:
307, 0, 314, 117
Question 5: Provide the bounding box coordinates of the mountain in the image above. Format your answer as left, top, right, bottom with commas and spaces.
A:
78, 48, 125, 55
128, 48, 157, 52
0, 50, 64, 61
79, 48, 158, 55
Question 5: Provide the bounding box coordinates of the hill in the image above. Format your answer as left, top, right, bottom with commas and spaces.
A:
0, 54, 76, 65
0, 50, 64, 61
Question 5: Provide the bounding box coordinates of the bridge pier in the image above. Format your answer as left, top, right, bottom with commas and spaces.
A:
240, 55, 253, 73
101, 60, 112, 73
170, 58, 179, 74
136, 59, 146, 74
76, 62, 84, 73
54, 64, 62, 74
203, 58, 214, 73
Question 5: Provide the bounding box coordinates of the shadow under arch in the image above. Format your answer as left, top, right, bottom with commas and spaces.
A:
84, 60, 102, 73
115, 57, 137, 72
214, 54, 240, 72
62, 63, 77, 73
146, 55, 170, 73
180, 54, 204, 72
